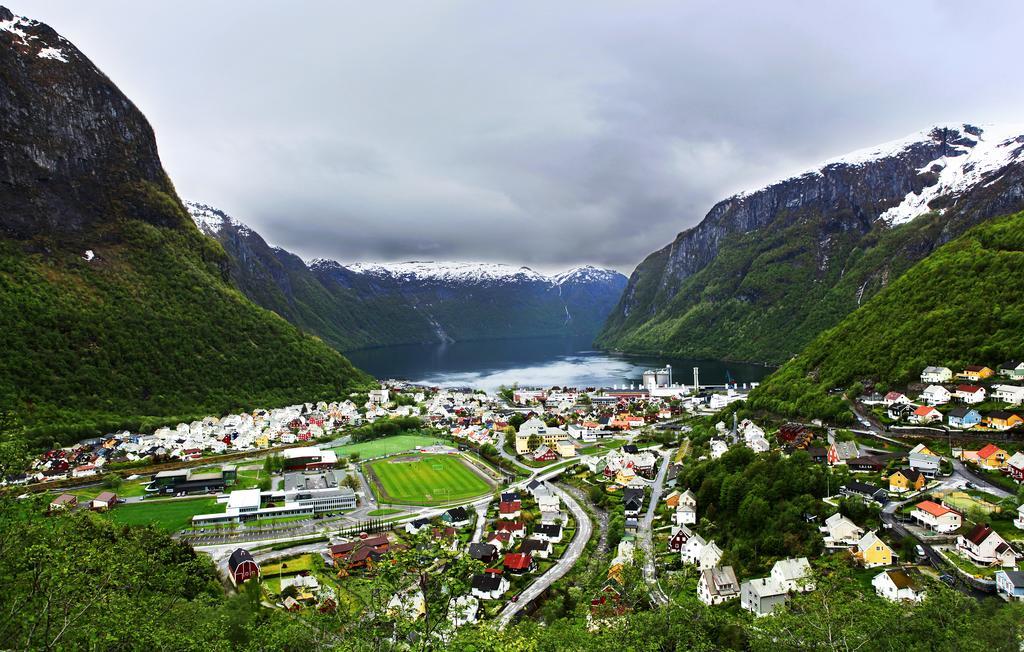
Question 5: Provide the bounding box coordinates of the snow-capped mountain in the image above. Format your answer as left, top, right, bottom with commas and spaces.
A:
186, 202, 627, 350
599, 123, 1024, 365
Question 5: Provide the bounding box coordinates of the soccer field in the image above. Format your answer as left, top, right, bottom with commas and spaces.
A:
331, 434, 444, 459
108, 497, 219, 532
366, 454, 491, 505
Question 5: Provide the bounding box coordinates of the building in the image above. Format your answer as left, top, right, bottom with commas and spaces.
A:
948, 407, 982, 429
520, 538, 552, 559
854, 531, 894, 568
150, 466, 235, 495
503, 552, 535, 574
908, 443, 942, 476
228, 548, 260, 586
910, 405, 942, 425
920, 385, 951, 406
623, 487, 645, 517
872, 568, 924, 602
740, 558, 814, 616
887, 469, 926, 494
330, 534, 391, 570
995, 571, 1024, 601
471, 571, 509, 600
515, 417, 569, 454
532, 523, 563, 543
442, 506, 471, 528
49, 493, 77, 511
1016, 505, 1024, 530
91, 491, 118, 511
468, 542, 499, 565
820, 513, 864, 548
958, 365, 995, 381
682, 536, 723, 570
698, 566, 740, 605
972, 444, 1010, 470
282, 446, 338, 471
1007, 452, 1024, 483
984, 411, 1023, 431
954, 385, 986, 404
910, 500, 962, 532
827, 441, 860, 466
921, 366, 953, 383
193, 485, 356, 525
992, 384, 1024, 405
957, 524, 1019, 567
499, 501, 522, 520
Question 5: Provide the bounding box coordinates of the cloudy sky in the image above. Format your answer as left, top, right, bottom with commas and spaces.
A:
19, 1, 1024, 273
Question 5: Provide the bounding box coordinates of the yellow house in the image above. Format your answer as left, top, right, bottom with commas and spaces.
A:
985, 412, 1023, 431
887, 469, 926, 493
254, 434, 270, 449
976, 443, 1010, 469
855, 531, 893, 568
958, 365, 994, 381
557, 441, 577, 458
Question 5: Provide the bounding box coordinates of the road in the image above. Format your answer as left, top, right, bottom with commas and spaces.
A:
638, 449, 672, 605
494, 481, 592, 628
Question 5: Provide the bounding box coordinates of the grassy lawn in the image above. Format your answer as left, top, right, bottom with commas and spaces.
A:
367, 508, 402, 517
579, 439, 625, 455
366, 454, 491, 505
108, 496, 219, 532
331, 434, 445, 460
261, 553, 316, 576
234, 469, 264, 489
944, 549, 999, 578
66, 480, 150, 501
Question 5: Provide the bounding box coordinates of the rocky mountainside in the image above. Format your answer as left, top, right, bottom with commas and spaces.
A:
188, 201, 628, 350
0, 8, 370, 445
596, 124, 1024, 364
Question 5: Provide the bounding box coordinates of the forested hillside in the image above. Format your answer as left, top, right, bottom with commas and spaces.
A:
749, 210, 1024, 421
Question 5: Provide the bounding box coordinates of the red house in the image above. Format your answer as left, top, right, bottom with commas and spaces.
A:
503, 552, 534, 574
329, 533, 391, 570
778, 423, 809, 444
228, 548, 260, 586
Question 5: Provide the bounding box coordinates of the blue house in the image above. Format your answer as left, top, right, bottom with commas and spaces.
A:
948, 407, 982, 429
996, 571, 1024, 601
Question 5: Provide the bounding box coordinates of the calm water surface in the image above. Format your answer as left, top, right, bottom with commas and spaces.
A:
345, 336, 772, 391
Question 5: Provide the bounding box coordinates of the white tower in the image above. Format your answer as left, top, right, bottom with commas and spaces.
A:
692, 367, 700, 392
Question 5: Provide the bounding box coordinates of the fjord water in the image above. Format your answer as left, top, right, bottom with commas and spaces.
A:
345, 335, 772, 391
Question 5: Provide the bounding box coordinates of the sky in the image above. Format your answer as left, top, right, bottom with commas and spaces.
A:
16, 1, 1024, 273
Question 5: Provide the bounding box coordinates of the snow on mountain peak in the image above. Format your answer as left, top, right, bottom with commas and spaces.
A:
1, 10, 70, 63
344, 261, 548, 284
551, 265, 621, 285
185, 201, 251, 236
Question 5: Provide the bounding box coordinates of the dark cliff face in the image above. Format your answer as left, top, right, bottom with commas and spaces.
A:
0, 7, 183, 240
598, 124, 1024, 363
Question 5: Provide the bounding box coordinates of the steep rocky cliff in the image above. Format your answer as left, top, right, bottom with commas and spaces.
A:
0, 8, 370, 445
189, 202, 628, 349
597, 124, 1024, 364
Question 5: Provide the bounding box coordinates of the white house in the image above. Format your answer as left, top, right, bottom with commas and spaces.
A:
920, 385, 951, 406
921, 366, 953, 384
908, 443, 942, 476
675, 503, 697, 526
710, 439, 729, 459
872, 569, 924, 602
1016, 505, 1024, 530
958, 524, 1019, 567
698, 566, 740, 605
771, 557, 814, 591
954, 385, 986, 404
681, 536, 723, 570
470, 572, 509, 600
910, 500, 962, 533
884, 392, 911, 406
820, 513, 864, 548
992, 384, 1024, 405
740, 558, 813, 616
449, 595, 479, 627
747, 436, 771, 453
537, 493, 561, 513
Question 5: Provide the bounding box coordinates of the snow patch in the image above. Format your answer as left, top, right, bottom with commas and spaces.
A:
345, 261, 548, 284
37, 46, 67, 62
83, 250, 95, 262
185, 201, 252, 236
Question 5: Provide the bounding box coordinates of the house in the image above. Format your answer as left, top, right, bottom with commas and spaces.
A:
519, 538, 552, 559
1016, 505, 1024, 530
976, 443, 1010, 469
827, 441, 860, 466
228, 548, 260, 586
496, 520, 525, 539
984, 411, 1023, 431
948, 406, 983, 429
405, 517, 431, 535
804, 446, 828, 464
679, 489, 697, 507
540, 510, 562, 524
872, 568, 924, 602
280, 574, 320, 605
532, 523, 563, 543
471, 571, 509, 600
911, 500, 962, 533
450, 595, 479, 627
668, 525, 693, 553
887, 469, 926, 494
330, 534, 391, 570
998, 361, 1024, 380
854, 531, 894, 568
771, 557, 814, 591
500, 490, 521, 503
910, 405, 942, 425
958, 365, 995, 381
623, 487, 645, 517
1007, 452, 1024, 483
537, 493, 561, 513
842, 481, 889, 505
533, 445, 557, 462
992, 384, 1024, 405
698, 566, 740, 605
887, 403, 915, 422
995, 571, 1024, 601
847, 456, 888, 473
675, 503, 697, 525
49, 493, 78, 511
468, 542, 499, 565
820, 513, 864, 547
503, 552, 535, 574
921, 366, 953, 383
920, 385, 952, 406
710, 439, 729, 459
740, 577, 789, 616
958, 524, 1019, 567
682, 536, 723, 570
777, 423, 811, 446
884, 392, 911, 406
908, 443, 942, 476
954, 385, 986, 404
91, 491, 118, 511
442, 506, 471, 528
499, 501, 522, 519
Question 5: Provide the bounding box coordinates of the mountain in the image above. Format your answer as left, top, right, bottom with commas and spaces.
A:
187, 201, 628, 349
0, 8, 371, 446
748, 209, 1024, 422
596, 124, 1024, 364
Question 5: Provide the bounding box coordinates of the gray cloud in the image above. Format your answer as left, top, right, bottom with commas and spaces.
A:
17, 0, 1024, 272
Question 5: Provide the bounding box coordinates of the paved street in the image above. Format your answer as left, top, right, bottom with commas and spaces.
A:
638, 449, 672, 605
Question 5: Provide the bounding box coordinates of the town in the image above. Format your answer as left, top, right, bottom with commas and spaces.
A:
18, 357, 1024, 635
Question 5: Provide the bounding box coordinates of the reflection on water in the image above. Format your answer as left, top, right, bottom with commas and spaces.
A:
345, 336, 772, 392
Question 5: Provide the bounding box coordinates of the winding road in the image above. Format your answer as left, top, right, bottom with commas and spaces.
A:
638, 449, 672, 606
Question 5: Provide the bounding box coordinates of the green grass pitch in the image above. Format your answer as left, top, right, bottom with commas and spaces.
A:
330, 434, 443, 459
366, 454, 491, 505
108, 496, 219, 532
